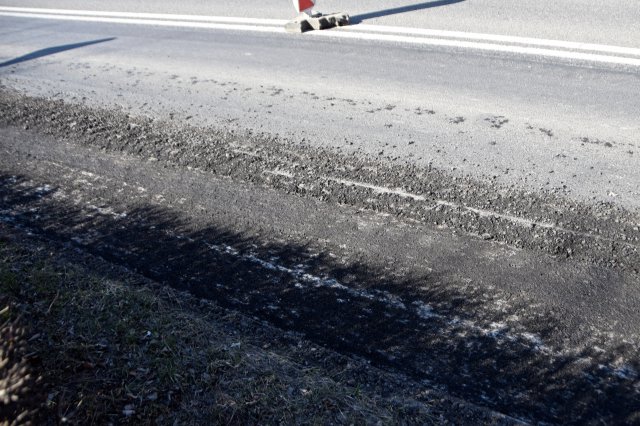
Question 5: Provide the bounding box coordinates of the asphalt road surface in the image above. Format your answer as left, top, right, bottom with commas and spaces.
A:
1, 2, 639, 209
1, 1, 639, 423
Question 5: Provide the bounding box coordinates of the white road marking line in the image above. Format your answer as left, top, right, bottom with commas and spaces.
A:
3, 7, 640, 55
5, 5, 640, 57
352, 24, 640, 57
0, 11, 286, 34
1, 6, 639, 66
311, 30, 640, 67
0, 6, 288, 26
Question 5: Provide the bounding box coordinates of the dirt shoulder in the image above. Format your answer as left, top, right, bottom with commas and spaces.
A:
0, 89, 637, 273
1, 89, 639, 424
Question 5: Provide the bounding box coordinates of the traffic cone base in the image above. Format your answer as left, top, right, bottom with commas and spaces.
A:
285, 12, 350, 33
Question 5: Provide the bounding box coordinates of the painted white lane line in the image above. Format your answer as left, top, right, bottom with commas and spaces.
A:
311, 30, 640, 67
0, 6, 288, 26
0, 12, 286, 34
352, 24, 640, 57
1, 7, 639, 66
3, 6, 639, 56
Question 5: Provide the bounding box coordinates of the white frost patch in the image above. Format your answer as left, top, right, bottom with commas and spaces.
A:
441, 201, 631, 246
485, 322, 508, 338
205, 243, 408, 311
413, 301, 440, 320
201, 241, 553, 354
74, 178, 92, 186
264, 169, 294, 178
448, 316, 550, 353
614, 365, 638, 380
519, 332, 546, 349
86, 204, 127, 219
328, 177, 427, 201
320, 177, 632, 246
34, 184, 53, 195
232, 149, 260, 158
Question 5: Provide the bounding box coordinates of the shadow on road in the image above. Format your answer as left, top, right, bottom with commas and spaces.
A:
351, 0, 466, 24
0, 174, 638, 424
0, 38, 115, 68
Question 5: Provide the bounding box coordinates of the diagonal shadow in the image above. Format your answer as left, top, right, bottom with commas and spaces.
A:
0, 37, 116, 68
351, 0, 466, 24
1, 174, 639, 424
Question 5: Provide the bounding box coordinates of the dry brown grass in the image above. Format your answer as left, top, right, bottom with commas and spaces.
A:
0, 229, 446, 424
0, 308, 42, 426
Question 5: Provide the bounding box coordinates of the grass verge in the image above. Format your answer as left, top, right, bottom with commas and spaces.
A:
0, 225, 462, 424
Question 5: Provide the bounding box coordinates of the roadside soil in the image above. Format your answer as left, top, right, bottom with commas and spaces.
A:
1, 89, 638, 273
1, 90, 639, 424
